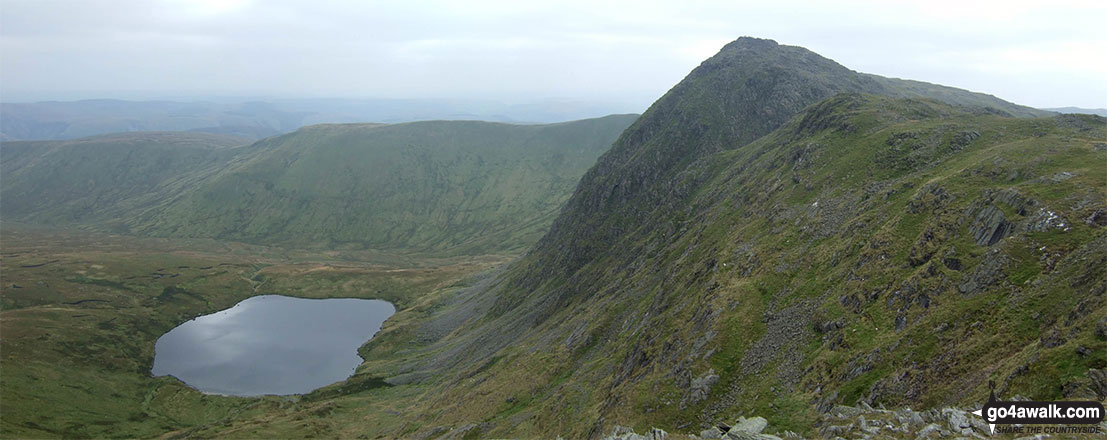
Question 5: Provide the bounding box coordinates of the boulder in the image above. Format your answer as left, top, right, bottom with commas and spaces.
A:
732, 417, 767, 434
683, 369, 720, 407
700, 426, 725, 439
725, 417, 782, 440
603, 426, 665, 440
943, 408, 973, 435
1090, 368, 1107, 400
604, 426, 645, 440
915, 423, 944, 438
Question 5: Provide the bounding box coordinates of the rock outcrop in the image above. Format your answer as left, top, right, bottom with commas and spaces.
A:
606, 404, 1107, 439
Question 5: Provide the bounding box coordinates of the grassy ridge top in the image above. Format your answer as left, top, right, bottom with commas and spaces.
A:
125, 115, 637, 254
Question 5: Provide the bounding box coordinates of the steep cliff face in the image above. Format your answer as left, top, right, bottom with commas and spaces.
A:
364, 39, 1104, 438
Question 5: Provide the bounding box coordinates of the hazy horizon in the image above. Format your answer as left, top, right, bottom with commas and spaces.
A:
2, 0, 1105, 109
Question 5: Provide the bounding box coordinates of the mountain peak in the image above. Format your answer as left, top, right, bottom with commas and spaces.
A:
495, 36, 1050, 320
722, 36, 780, 50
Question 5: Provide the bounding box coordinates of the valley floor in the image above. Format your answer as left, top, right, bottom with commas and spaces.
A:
0, 224, 509, 438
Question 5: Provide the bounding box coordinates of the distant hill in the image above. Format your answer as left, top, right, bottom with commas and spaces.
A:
0, 98, 640, 141
1044, 106, 1107, 117
1, 132, 248, 225
2, 115, 637, 255
868, 75, 1052, 118
0, 100, 298, 141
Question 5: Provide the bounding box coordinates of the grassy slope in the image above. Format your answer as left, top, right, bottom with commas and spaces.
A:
130, 115, 636, 255
506, 38, 1047, 295
3, 115, 636, 256
1, 132, 247, 225
379, 96, 1105, 439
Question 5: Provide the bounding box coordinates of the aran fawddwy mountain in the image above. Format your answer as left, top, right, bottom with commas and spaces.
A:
1, 37, 1104, 439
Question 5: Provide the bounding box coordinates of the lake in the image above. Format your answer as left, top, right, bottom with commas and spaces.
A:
151, 295, 395, 396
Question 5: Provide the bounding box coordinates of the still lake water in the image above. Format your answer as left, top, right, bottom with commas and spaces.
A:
151, 295, 395, 396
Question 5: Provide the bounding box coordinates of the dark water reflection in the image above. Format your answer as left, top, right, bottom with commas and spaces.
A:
151, 295, 395, 396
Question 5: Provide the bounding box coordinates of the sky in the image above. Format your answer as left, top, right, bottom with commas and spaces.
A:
1, 0, 1105, 110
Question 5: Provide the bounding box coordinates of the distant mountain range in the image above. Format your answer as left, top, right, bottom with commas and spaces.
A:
1043, 106, 1107, 117
0, 98, 640, 141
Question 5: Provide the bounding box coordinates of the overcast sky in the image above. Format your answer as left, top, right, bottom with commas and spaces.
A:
2, 0, 1104, 109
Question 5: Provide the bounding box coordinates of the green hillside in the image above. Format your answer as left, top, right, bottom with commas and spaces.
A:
127, 116, 635, 254
527, 38, 1049, 284
3, 116, 635, 255
346, 38, 1106, 438
1, 132, 247, 225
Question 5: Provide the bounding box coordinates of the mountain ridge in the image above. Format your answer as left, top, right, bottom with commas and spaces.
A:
2, 115, 638, 255
508, 36, 1051, 312
351, 37, 1106, 438
0, 98, 642, 141
1045, 106, 1107, 117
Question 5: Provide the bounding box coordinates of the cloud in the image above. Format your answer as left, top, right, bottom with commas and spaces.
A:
1, 0, 1103, 108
